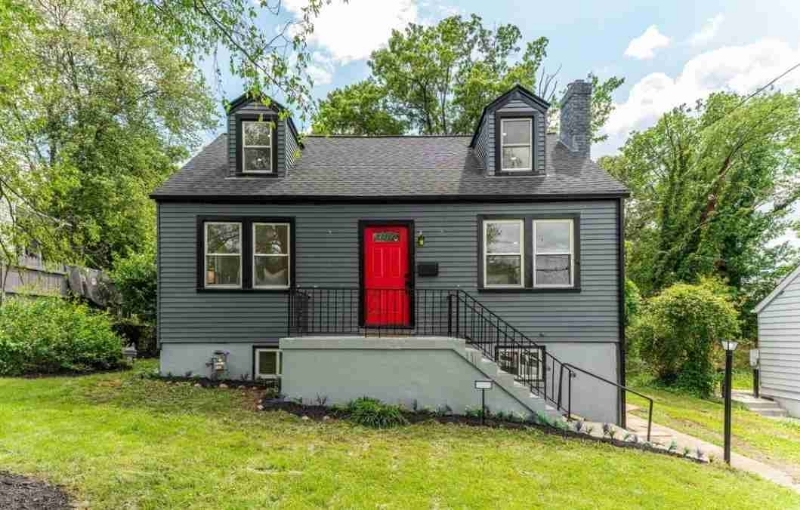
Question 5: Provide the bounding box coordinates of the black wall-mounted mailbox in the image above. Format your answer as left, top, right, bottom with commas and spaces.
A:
417, 262, 439, 277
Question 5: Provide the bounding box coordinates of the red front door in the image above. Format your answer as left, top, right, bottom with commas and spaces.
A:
363, 224, 411, 327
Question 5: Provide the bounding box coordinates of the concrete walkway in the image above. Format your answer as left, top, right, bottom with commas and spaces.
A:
623, 412, 800, 493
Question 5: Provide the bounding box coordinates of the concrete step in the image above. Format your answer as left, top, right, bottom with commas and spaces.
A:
759, 409, 789, 418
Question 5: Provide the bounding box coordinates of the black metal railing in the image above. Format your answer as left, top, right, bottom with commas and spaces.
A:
287, 287, 653, 427
558, 363, 654, 442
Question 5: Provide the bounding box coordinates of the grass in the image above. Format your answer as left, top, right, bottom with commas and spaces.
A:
0, 362, 798, 509
629, 384, 800, 480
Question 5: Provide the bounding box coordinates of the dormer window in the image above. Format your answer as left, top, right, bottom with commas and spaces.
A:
242, 120, 273, 173
500, 118, 532, 171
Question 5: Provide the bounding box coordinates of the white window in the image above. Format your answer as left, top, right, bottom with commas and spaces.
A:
500, 118, 532, 171
483, 219, 524, 288
242, 121, 272, 173
533, 219, 574, 288
255, 348, 281, 379
253, 223, 291, 288
205, 222, 242, 288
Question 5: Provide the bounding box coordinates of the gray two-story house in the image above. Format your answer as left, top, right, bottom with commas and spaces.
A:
151, 81, 629, 424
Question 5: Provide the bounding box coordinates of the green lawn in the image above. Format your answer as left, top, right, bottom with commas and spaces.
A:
629, 385, 800, 480
0, 363, 798, 509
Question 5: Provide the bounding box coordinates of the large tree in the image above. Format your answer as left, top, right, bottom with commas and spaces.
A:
311, 15, 623, 138
0, 0, 324, 270
600, 91, 800, 335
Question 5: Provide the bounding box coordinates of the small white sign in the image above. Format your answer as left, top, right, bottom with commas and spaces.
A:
750, 349, 760, 368
475, 380, 493, 390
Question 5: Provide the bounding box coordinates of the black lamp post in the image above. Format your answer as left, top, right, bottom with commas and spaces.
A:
721, 339, 738, 465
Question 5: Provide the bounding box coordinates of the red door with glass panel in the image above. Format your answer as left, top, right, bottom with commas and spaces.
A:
363, 224, 411, 327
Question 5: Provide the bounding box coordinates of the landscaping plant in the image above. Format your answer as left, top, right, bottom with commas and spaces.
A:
0, 297, 124, 375
630, 279, 740, 397
346, 397, 408, 429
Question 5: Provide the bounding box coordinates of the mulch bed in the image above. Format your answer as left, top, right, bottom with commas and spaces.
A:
0, 472, 71, 510
260, 398, 707, 464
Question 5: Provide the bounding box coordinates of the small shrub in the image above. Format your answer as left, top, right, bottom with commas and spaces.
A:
0, 297, 124, 375
585, 425, 595, 435
630, 279, 740, 397
347, 397, 408, 429
668, 440, 678, 452
574, 420, 584, 433
696, 446, 704, 460
682, 446, 691, 457
464, 406, 483, 419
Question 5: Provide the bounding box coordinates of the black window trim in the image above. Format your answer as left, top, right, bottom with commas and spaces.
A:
494, 111, 537, 176
236, 114, 279, 177
196, 216, 295, 292
477, 213, 581, 293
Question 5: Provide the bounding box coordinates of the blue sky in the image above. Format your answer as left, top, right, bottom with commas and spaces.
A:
204, 0, 800, 158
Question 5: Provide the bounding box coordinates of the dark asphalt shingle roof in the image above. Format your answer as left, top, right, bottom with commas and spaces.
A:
152, 134, 628, 200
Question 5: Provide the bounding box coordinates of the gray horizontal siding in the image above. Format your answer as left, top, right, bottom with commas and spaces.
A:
757, 274, 800, 398
158, 201, 620, 344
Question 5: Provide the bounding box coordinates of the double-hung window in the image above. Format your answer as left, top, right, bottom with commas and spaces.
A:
253, 223, 291, 288
500, 118, 532, 171
483, 219, 524, 288
205, 222, 242, 288
533, 219, 574, 287
242, 120, 273, 173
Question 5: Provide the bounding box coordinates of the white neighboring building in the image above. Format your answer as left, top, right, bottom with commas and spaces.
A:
755, 265, 800, 417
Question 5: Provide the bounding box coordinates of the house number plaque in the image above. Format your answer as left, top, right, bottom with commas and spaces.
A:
373, 232, 399, 242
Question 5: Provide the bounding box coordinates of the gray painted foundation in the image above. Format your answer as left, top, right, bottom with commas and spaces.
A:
160, 337, 618, 423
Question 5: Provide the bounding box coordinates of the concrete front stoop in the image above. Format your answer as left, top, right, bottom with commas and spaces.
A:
731, 390, 789, 418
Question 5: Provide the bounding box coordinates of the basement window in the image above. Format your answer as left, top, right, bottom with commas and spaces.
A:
255, 348, 281, 379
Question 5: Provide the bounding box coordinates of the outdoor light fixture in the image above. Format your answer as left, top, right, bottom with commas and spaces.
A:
720, 339, 738, 464
122, 344, 137, 364
417, 232, 425, 247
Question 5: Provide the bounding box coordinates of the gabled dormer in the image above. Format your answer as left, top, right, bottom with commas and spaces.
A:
470, 85, 550, 176
470, 81, 593, 176
226, 92, 302, 178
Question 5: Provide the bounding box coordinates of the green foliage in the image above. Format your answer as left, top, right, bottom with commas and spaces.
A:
311, 80, 407, 135
630, 280, 740, 396
600, 91, 800, 340
624, 278, 642, 327
346, 397, 408, 429
312, 15, 623, 137
110, 251, 157, 323
0, 297, 124, 375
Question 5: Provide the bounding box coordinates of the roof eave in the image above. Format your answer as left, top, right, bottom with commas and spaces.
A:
754, 264, 800, 314
150, 191, 630, 203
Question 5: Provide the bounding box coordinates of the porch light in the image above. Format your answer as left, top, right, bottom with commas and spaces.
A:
720, 339, 738, 352
417, 232, 425, 247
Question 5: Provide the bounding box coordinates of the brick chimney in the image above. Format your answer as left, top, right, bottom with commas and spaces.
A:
559, 80, 592, 158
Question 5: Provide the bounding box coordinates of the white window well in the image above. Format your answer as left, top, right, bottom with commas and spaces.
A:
533, 219, 574, 287
253, 223, 291, 288
255, 348, 281, 379
242, 121, 273, 173
500, 118, 532, 171
204, 222, 242, 288
483, 219, 524, 288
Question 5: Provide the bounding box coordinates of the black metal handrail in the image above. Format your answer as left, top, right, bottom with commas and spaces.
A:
558, 362, 654, 442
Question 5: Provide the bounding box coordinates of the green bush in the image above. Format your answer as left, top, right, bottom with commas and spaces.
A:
110, 251, 157, 355
0, 297, 124, 376
346, 397, 408, 428
630, 280, 740, 397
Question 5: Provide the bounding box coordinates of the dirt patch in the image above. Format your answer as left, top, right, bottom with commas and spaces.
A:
0, 472, 71, 510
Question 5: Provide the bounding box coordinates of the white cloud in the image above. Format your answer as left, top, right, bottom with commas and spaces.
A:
624, 25, 671, 60
283, 0, 418, 63
604, 38, 800, 140
690, 14, 724, 46
306, 52, 334, 85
